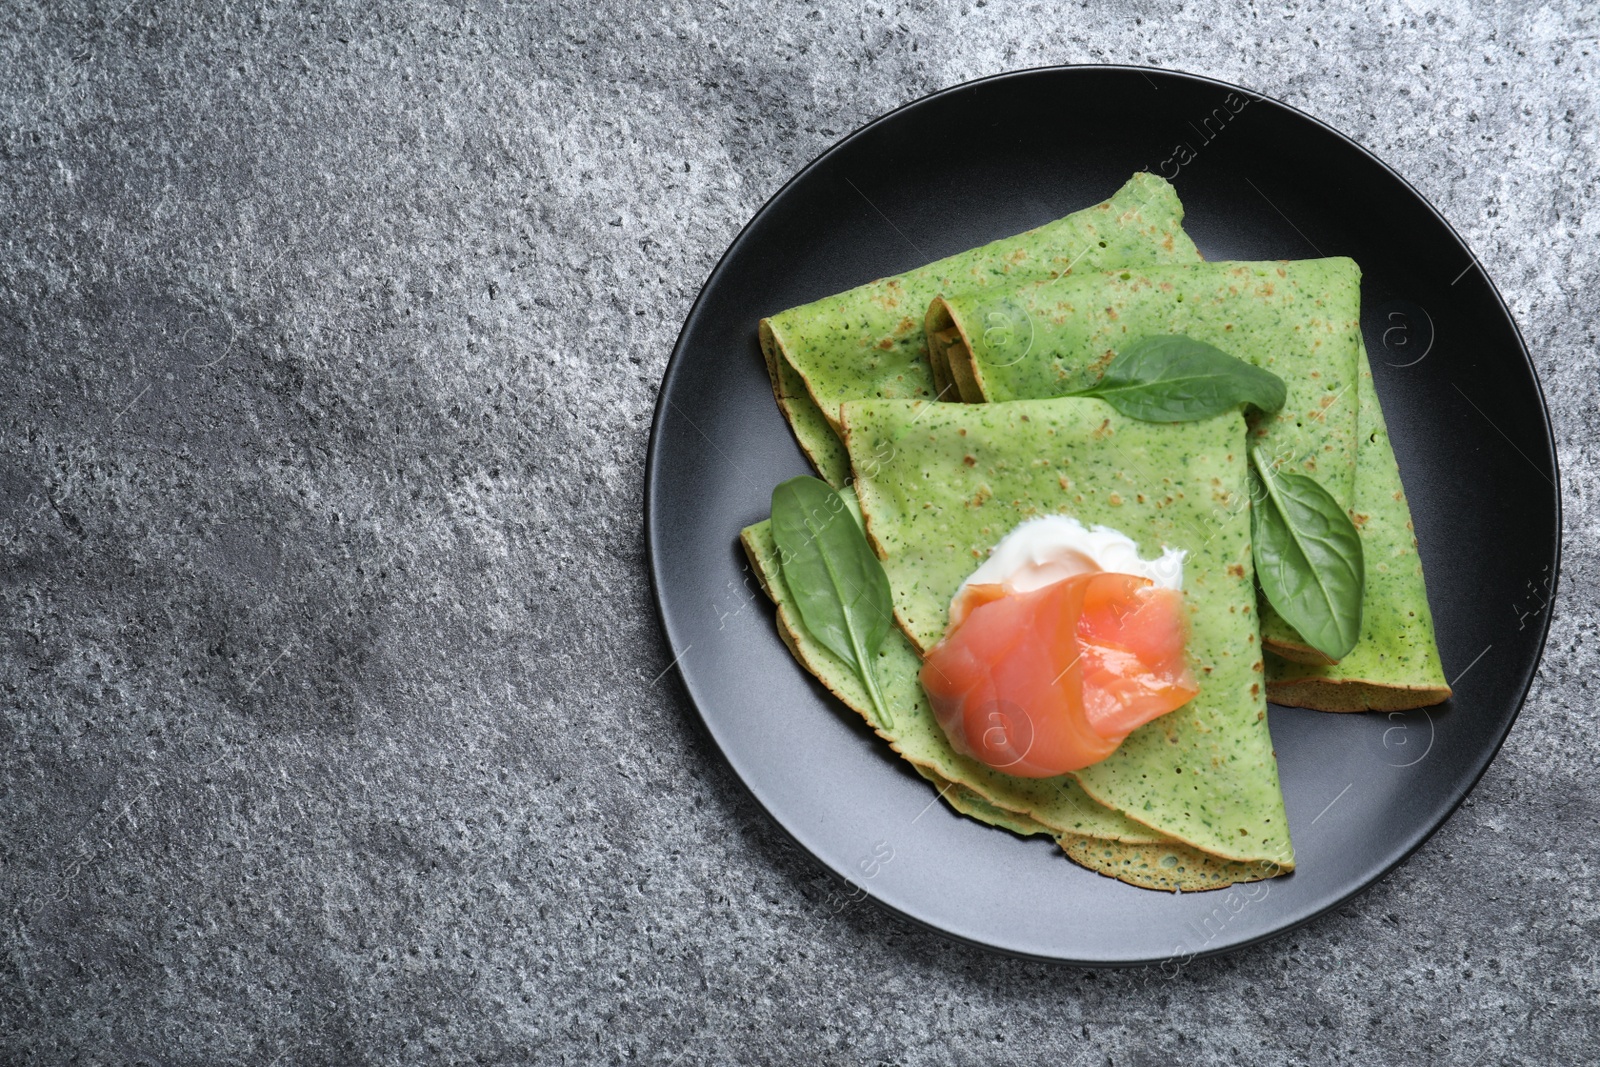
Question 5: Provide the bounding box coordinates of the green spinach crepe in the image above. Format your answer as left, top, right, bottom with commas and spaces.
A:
1264, 343, 1451, 709
931, 259, 1363, 664
760, 172, 1202, 486
841, 398, 1293, 868
740, 497, 1271, 890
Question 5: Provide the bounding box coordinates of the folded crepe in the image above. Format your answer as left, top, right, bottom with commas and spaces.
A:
760, 172, 1202, 486
929, 259, 1363, 664
930, 259, 1448, 707
740, 496, 1271, 890
841, 397, 1294, 869
1263, 342, 1451, 709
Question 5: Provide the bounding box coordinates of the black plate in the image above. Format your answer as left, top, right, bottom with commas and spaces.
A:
645, 67, 1560, 964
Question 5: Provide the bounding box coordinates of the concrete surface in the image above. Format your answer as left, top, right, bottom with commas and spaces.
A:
2, 1, 1597, 1063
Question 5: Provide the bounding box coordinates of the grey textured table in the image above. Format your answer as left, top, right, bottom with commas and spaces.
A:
2, 2, 1596, 1064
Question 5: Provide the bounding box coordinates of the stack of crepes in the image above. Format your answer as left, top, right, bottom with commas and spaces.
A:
740, 173, 1449, 890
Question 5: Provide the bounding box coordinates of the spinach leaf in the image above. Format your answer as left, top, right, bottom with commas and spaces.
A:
1065, 335, 1287, 422
1249, 446, 1365, 661
771, 476, 896, 729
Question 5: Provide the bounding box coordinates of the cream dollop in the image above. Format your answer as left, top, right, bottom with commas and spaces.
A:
958, 515, 1185, 599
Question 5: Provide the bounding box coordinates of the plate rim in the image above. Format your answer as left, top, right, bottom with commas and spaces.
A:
643, 62, 1564, 965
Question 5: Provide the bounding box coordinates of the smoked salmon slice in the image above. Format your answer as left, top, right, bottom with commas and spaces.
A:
920, 573, 1198, 777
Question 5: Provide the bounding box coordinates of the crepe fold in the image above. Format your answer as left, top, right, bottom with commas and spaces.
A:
841, 398, 1293, 870
740, 496, 1273, 891
760, 172, 1202, 487
930, 259, 1364, 664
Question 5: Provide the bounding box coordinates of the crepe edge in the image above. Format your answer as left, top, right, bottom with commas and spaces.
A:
1266, 675, 1451, 712
836, 406, 939, 658
925, 296, 988, 404
759, 317, 852, 487
918, 767, 1281, 893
